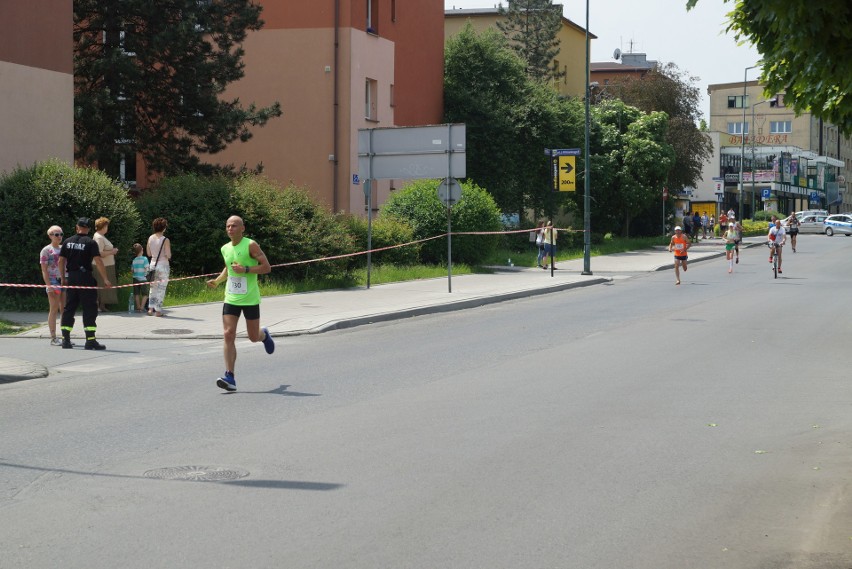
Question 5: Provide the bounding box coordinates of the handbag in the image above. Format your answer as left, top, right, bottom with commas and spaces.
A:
147, 237, 168, 282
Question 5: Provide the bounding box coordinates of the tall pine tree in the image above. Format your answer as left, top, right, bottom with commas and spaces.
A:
74, 0, 282, 179
496, 0, 564, 83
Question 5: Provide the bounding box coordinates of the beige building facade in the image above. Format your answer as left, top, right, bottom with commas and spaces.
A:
0, 1, 74, 175
444, 6, 593, 99
706, 81, 850, 216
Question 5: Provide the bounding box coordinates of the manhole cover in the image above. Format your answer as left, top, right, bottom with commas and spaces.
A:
143, 466, 249, 481
151, 328, 194, 335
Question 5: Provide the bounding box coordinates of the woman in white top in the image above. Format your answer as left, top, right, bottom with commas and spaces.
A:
146, 217, 171, 316
93, 217, 119, 311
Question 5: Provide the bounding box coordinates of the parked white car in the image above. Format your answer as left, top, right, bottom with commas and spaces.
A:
783, 213, 827, 234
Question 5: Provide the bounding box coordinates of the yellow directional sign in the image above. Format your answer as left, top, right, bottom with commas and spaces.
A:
557, 155, 576, 192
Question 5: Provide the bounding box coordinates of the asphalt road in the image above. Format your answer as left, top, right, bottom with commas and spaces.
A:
1, 235, 851, 569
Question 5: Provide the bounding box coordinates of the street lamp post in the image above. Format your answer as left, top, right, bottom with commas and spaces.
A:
582, 0, 591, 275
750, 99, 770, 220
739, 63, 761, 221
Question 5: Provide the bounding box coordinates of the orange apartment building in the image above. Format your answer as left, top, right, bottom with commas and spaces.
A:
0, 0, 74, 175
209, 0, 445, 214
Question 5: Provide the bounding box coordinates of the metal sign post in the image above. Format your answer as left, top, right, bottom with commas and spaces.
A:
547, 148, 581, 277
438, 176, 462, 293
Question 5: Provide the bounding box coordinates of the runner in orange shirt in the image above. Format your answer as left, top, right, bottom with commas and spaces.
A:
668, 226, 690, 285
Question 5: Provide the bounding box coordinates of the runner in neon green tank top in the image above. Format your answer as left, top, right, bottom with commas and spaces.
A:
207, 215, 276, 391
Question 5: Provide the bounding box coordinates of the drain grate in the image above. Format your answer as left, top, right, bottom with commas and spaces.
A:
151, 328, 194, 335
143, 466, 249, 481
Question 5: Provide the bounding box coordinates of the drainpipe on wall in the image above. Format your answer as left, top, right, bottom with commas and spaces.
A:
333, 0, 340, 212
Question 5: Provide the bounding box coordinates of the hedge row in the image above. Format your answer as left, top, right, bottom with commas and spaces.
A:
0, 162, 502, 308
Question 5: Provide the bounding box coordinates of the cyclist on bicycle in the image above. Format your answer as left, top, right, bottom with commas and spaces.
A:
768, 219, 787, 273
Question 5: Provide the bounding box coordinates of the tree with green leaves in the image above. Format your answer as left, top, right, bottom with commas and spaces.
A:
584, 100, 675, 236
74, 0, 282, 180
444, 24, 582, 218
687, 0, 852, 135
496, 0, 564, 83
610, 63, 713, 194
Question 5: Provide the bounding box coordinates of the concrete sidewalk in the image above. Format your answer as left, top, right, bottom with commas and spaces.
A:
1, 237, 752, 381
6, 236, 751, 341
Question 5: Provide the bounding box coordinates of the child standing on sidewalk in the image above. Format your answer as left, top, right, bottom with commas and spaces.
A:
131, 243, 150, 313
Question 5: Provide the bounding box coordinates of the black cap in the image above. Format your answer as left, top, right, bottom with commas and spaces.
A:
77, 217, 91, 228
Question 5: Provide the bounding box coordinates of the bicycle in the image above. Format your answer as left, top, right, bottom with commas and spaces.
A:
768, 241, 780, 278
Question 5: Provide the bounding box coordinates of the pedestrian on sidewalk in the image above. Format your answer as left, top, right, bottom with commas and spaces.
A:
146, 218, 171, 317
58, 217, 111, 350
668, 226, 689, 285
719, 212, 728, 237
207, 215, 276, 392
40, 225, 65, 345
709, 214, 715, 238
692, 212, 701, 243
534, 220, 545, 268
93, 217, 119, 312
131, 243, 150, 312
542, 220, 557, 270
701, 211, 709, 239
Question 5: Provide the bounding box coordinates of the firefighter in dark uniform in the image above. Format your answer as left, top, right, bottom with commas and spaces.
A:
58, 218, 111, 350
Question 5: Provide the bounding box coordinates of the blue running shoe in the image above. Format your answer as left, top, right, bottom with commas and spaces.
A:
261, 327, 275, 354
217, 371, 236, 392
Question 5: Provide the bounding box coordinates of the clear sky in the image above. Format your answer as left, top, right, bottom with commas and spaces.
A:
443, 0, 762, 121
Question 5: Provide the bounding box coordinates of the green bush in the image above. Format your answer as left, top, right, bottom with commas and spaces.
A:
754, 210, 778, 222
381, 179, 502, 264
231, 176, 357, 280
136, 174, 357, 282
341, 214, 420, 267
135, 173, 232, 276
0, 160, 140, 309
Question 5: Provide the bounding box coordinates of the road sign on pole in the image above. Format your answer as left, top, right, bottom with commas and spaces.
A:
550, 148, 580, 192
358, 124, 466, 180
438, 177, 463, 206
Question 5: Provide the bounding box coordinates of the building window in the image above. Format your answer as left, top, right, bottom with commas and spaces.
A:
391, 0, 396, 22
727, 95, 748, 109
389, 84, 395, 107
365, 78, 377, 120
367, 0, 378, 33
727, 122, 748, 135
119, 154, 137, 186
770, 121, 792, 134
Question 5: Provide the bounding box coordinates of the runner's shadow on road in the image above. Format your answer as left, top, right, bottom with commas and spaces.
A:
224, 384, 320, 397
